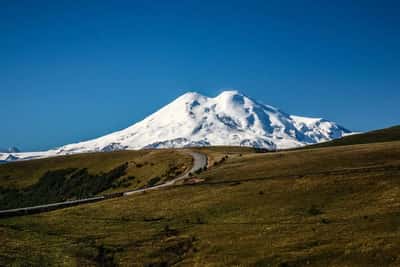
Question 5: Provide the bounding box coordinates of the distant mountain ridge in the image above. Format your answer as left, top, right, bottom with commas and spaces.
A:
0, 90, 352, 161
0, 147, 20, 153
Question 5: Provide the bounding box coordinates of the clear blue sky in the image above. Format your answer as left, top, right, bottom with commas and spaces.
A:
1, 0, 399, 151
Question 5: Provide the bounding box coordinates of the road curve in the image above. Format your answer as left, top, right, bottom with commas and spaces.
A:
0, 151, 207, 218
123, 151, 207, 196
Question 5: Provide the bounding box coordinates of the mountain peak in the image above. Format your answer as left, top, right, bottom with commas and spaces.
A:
216, 90, 247, 100
217, 90, 243, 97
0, 90, 352, 161
55, 90, 351, 151
176, 91, 208, 101
178, 90, 247, 101
179, 91, 203, 98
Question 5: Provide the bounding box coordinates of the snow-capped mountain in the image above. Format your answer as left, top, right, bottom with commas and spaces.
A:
0, 90, 352, 162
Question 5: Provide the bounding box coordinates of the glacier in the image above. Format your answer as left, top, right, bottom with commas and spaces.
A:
0, 90, 352, 162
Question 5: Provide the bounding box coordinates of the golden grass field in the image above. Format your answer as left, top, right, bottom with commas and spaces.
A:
0, 149, 191, 192
0, 130, 399, 266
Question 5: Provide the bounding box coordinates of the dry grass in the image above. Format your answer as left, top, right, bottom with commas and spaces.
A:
0, 149, 191, 197
301, 125, 400, 149
191, 146, 257, 167
0, 142, 399, 266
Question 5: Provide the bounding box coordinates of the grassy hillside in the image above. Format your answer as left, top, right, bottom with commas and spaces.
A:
303, 125, 400, 149
1, 141, 399, 266
0, 150, 191, 209
193, 146, 258, 167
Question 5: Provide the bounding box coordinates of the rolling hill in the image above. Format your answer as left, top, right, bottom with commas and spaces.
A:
0, 127, 399, 266
302, 125, 400, 149
0, 150, 191, 210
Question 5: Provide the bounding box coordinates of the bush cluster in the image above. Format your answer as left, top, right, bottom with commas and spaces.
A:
213, 155, 229, 166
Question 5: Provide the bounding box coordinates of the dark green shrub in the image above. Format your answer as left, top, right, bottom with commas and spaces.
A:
147, 176, 161, 187
307, 205, 322, 216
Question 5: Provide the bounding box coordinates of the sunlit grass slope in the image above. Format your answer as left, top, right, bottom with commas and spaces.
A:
303, 125, 400, 149
0, 150, 191, 209
1, 139, 399, 266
